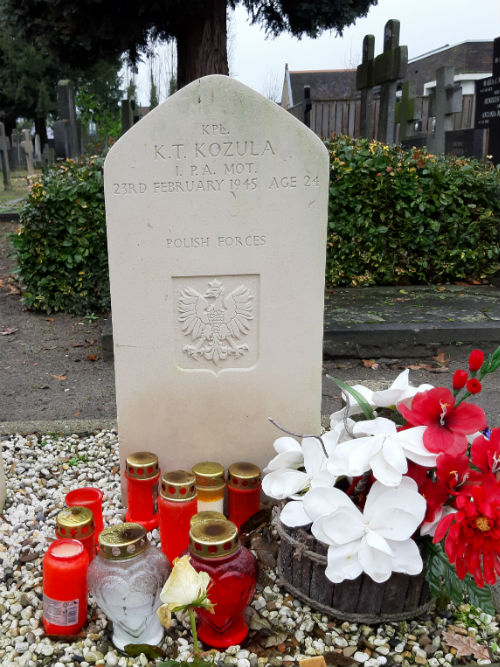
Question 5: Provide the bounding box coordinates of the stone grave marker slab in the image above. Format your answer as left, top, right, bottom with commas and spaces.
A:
445, 128, 488, 160
475, 37, 500, 165
104, 75, 329, 477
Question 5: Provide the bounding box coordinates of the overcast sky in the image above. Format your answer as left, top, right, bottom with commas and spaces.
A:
134, 0, 499, 104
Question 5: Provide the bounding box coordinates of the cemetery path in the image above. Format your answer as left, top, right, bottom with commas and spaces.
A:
1, 220, 498, 434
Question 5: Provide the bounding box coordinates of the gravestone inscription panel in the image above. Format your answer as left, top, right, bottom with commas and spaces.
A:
104, 75, 329, 476
475, 37, 500, 165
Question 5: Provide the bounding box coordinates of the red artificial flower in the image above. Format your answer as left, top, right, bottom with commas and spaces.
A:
436, 452, 471, 494
399, 387, 487, 456
471, 428, 500, 476
466, 378, 482, 394
468, 349, 485, 372
452, 369, 468, 390
434, 480, 500, 587
406, 462, 449, 524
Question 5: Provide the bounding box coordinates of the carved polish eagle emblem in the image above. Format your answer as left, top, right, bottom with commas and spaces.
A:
177, 279, 254, 365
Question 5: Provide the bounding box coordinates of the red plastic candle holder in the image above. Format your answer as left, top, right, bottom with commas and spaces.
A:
66, 487, 104, 539
125, 452, 160, 531
189, 519, 257, 648
159, 470, 197, 565
56, 506, 96, 563
227, 462, 261, 530
43, 539, 89, 636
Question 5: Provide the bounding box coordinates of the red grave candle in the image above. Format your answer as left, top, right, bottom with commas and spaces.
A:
188, 519, 257, 648
56, 506, 96, 563
125, 452, 160, 531
158, 470, 197, 565
227, 462, 261, 530
66, 487, 104, 539
43, 539, 89, 635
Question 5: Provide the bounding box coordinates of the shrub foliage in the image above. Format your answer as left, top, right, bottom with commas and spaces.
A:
326, 135, 500, 287
12, 157, 110, 314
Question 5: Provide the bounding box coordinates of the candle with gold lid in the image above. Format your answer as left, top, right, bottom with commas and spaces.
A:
190, 510, 226, 528
227, 462, 261, 530
192, 461, 225, 513
56, 506, 96, 563
87, 523, 170, 650
125, 451, 160, 531
188, 518, 257, 648
158, 470, 197, 564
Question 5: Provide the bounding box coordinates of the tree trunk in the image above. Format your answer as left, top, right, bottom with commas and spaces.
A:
34, 117, 48, 147
176, 0, 228, 89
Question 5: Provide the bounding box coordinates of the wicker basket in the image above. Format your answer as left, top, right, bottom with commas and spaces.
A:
277, 520, 432, 623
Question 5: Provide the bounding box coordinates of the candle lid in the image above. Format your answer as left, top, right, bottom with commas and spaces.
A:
160, 470, 197, 501
98, 523, 148, 560
56, 506, 94, 539
189, 519, 239, 558
190, 511, 226, 528
126, 452, 159, 480
192, 461, 225, 487
227, 462, 261, 489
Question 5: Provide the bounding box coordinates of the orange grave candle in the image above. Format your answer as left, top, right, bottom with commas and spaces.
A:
227, 462, 261, 530
125, 452, 160, 531
56, 506, 96, 563
43, 539, 89, 635
192, 462, 225, 513
158, 470, 197, 565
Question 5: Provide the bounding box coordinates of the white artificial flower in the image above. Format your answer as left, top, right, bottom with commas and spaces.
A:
329, 385, 376, 425
371, 369, 434, 409
157, 555, 214, 628
328, 418, 437, 487
262, 437, 335, 502
306, 478, 426, 583
263, 436, 303, 473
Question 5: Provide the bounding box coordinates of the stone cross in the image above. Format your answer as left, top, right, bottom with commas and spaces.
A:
20, 132, 35, 175
428, 66, 462, 154
0, 122, 11, 188
373, 20, 408, 143
104, 75, 329, 485
356, 34, 375, 138
395, 81, 420, 141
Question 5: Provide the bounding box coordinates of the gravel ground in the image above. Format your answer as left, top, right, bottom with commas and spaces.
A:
1, 431, 500, 667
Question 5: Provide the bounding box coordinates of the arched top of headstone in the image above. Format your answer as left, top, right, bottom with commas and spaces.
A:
106, 75, 327, 167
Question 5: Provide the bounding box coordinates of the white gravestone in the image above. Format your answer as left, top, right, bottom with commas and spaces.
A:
104, 75, 328, 478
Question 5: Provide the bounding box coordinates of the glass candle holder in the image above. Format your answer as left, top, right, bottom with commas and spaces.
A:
43, 539, 89, 636
66, 487, 104, 539
227, 462, 262, 530
87, 523, 170, 651
188, 519, 257, 648
192, 461, 225, 513
56, 506, 96, 563
125, 451, 160, 531
159, 470, 197, 565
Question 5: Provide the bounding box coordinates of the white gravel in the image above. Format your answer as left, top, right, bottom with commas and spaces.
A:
1, 431, 499, 667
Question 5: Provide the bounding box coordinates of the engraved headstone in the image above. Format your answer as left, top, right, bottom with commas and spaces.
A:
445, 128, 488, 160
0, 123, 11, 188
475, 37, 500, 165
104, 75, 329, 477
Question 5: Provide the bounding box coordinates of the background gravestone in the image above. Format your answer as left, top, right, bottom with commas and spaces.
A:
428, 66, 462, 155
105, 75, 329, 478
54, 80, 82, 159
0, 123, 11, 188
475, 37, 500, 165
444, 128, 488, 160
356, 34, 375, 139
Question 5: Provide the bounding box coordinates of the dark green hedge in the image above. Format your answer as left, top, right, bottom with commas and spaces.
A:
326, 135, 500, 286
12, 157, 110, 315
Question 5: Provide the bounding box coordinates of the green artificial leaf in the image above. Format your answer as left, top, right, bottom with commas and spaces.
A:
157, 661, 181, 667
327, 375, 375, 420
123, 643, 165, 659
463, 575, 495, 615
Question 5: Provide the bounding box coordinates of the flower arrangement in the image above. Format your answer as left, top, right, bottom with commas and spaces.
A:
263, 347, 500, 611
